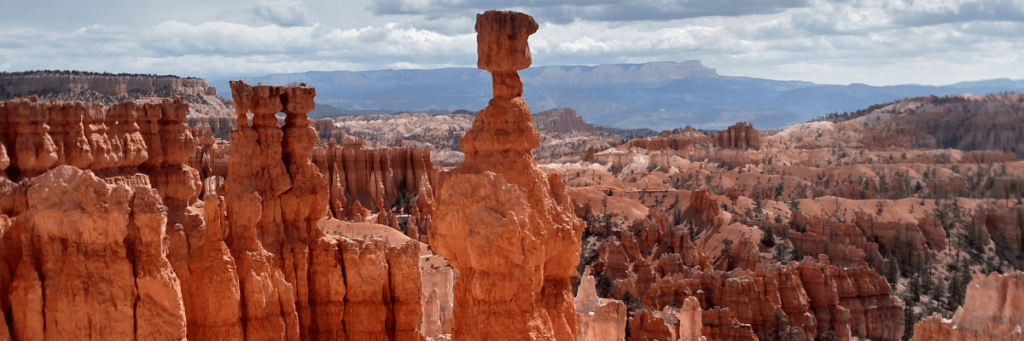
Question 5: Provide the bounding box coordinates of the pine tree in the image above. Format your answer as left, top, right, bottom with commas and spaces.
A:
933, 276, 947, 314
774, 242, 791, 264
761, 227, 777, 247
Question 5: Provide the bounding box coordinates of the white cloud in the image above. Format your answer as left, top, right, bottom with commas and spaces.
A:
0, 19, 475, 77
253, 0, 311, 27
1, 0, 1023, 85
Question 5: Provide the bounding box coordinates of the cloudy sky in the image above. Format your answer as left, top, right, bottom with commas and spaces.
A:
1, 0, 1022, 85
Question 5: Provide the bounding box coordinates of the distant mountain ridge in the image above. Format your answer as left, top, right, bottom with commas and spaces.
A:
206, 61, 1023, 130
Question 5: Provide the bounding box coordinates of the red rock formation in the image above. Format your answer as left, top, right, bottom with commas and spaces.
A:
0, 96, 197, 179
588, 212, 904, 341
621, 136, 703, 155
188, 127, 439, 239
628, 297, 710, 341
0, 96, 199, 341
0, 85, 434, 340
688, 188, 723, 229
982, 204, 1024, 255
429, 10, 585, 341
420, 253, 455, 339
317, 140, 437, 236
630, 308, 681, 341
714, 122, 761, 150
532, 107, 595, 134
700, 307, 757, 341
787, 209, 884, 268
575, 266, 627, 341
217, 80, 428, 341
911, 272, 1024, 341
9, 167, 175, 340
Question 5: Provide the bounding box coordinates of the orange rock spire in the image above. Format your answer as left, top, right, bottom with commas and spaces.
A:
430, 10, 586, 341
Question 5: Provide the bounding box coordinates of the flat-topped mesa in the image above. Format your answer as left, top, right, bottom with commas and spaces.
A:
430, 10, 585, 341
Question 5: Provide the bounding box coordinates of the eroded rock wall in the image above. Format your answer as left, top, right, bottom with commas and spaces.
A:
910, 272, 1024, 341
575, 266, 627, 341
187, 122, 439, 241
316, 140, 437, 238
586, 212, 904, 341
714, 122, 761, 150
0, 87, 432, 340
0, 96, 197, 180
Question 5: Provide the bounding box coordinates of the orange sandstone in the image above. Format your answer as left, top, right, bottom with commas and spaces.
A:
429, 10, 585, 341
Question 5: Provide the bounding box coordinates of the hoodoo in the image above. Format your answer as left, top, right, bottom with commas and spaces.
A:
429, 10, 586, 341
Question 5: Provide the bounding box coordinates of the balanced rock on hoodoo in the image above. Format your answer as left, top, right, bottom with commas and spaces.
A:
429, 10, 586, 341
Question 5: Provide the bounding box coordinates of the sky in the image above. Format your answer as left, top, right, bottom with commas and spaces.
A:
1, 0, 1022, 86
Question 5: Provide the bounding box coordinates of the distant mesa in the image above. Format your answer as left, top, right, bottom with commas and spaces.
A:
0, 70, 231, 118
532, 107, 595, 134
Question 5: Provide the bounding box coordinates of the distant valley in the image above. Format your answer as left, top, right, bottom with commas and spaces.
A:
210, 61, 1024, 130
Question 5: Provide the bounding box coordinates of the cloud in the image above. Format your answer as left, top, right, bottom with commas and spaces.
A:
790, 0, 893, 35
889, 0, 1024, 26
253, 0, 311, 27
0, 20, 475, 77
367, 0, 811, 23
2, 0, 1024, 86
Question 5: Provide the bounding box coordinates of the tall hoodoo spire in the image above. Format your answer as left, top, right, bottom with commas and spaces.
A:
429, 10, 586, 341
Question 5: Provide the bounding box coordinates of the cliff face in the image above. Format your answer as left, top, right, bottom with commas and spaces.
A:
0, 95, 200, 341
187, 130, 440, 241
316, 140, 437, 240
429, 10, 585, 341
713, 122, 761, 150
0, 71, 232, 118
0, 83, 432, 340
0, 96, 197, 180
911, 272, 1024, 341
0, 72, 211, 98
